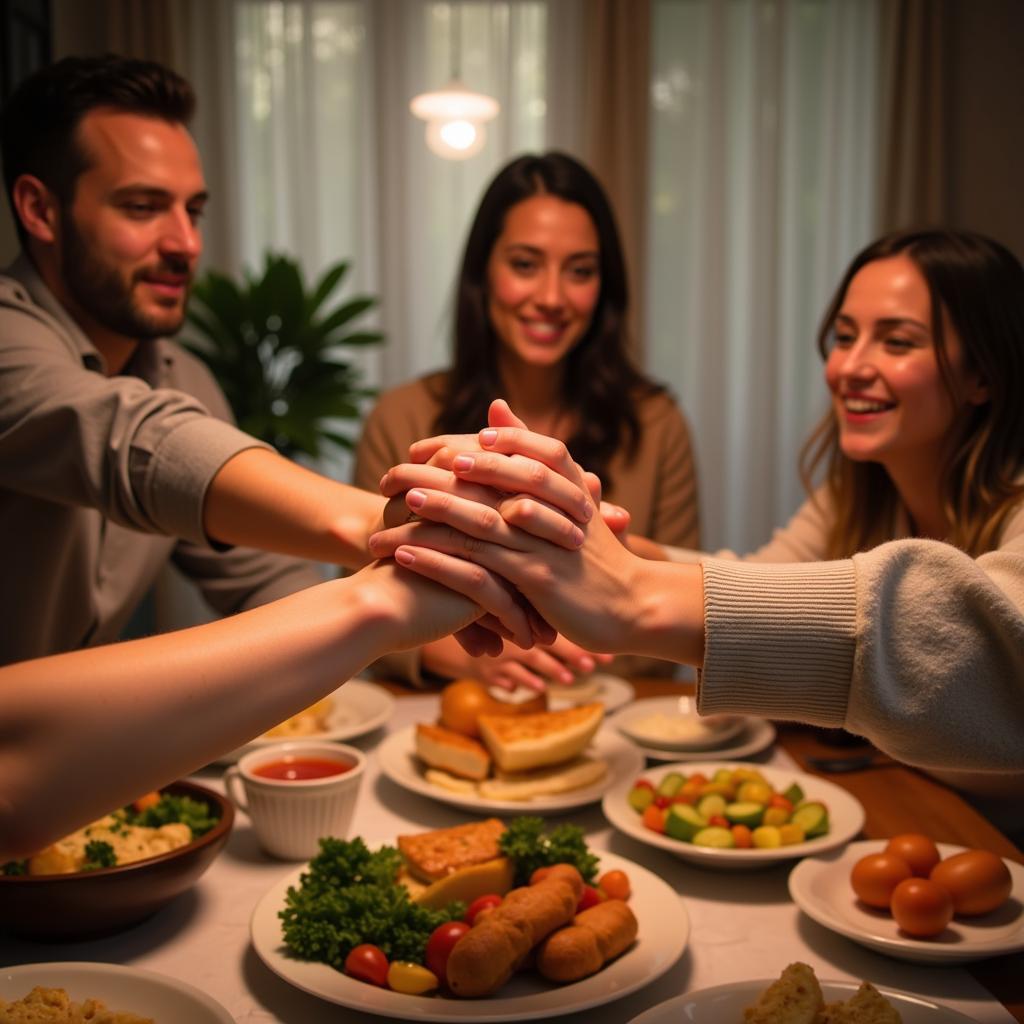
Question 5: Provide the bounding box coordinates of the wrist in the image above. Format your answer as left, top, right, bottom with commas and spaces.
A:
630, 560, 705, 665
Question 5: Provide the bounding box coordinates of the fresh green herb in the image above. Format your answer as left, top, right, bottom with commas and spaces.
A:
499, 816, 600, 885
279, 837, 463, 968
81, 840, 117, 871
127, 794, 218, 837
2, 859, 28, 876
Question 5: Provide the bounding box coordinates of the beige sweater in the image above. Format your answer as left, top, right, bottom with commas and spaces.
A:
667, 490, 1024, 783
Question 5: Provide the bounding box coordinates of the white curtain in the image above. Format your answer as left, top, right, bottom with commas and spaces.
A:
178, 0, 882, 553
647, 0, 882, 551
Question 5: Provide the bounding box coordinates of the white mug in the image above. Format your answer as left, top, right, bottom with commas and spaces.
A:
224, 740, 365, 860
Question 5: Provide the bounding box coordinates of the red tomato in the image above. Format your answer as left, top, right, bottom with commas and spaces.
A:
530, 866, 554, 885
890, 877, 954, 937
425, 920, 470, 982
708, 814, 729, 828
653, 795, 671, 809
344, 944, 389, 987
731, 824, 753, 849
576, 884, 603, 913
885, 833, 941, 877
464, 893, 503, 925
598, 869, 631, 901
641, 803, 666, 834
670, 792, 696, 805
768, 794, 794, 813
930, 849, 1013, 916
633, 778, 654, 790
849, 852, 913, 908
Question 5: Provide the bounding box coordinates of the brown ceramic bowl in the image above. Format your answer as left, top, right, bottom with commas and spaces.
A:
0, 780, 233, 940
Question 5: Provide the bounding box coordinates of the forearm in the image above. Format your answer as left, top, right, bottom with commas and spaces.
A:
204, 448, 385, 568
0, 574, 402, 860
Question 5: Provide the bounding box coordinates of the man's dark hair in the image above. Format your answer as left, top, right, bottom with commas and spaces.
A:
1, 54, 195, 244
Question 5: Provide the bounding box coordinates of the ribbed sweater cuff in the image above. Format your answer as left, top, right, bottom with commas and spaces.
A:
698, 557, 857, 726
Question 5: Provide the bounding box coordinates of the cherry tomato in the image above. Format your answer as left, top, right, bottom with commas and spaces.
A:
885, 833, 941, 877
465, 893, 503, 925
890, 877, 954, 937
344, 943, 389, 987
576, 884, 603, 913
930, 849, 1013, 916
530, 866, 554, 885
849, 852, 912, 908
598, 869, 631, 901
768, 794, 794, 813
708, 814, 729, 828
633, 778, 654, 790
731, 824, 753, 848
425, 920, 470, 982
653, 795, 671, 809
641, 803, 666, 834
386, 961, 438, 995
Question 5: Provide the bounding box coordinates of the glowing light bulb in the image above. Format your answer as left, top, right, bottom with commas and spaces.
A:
410, 82, 498, 161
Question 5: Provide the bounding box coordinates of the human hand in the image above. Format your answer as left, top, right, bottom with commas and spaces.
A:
422, 633, 612, 693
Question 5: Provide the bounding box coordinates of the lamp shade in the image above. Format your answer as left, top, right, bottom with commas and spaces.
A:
410, 79, 499, 160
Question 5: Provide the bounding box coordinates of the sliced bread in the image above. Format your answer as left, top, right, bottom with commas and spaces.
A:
477, 702, 604, 772
415, 722, 491, 780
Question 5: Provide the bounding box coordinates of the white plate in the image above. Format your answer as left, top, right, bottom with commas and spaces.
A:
626, 978, 976, 1023
379, 725, 644, 815
0, 962, 233, 1024
610, 696, 746, 751
215, 680, 395, 764
610, 710, 776, 762
251, 848, 689, 1022
789, 839, 1024, 964
494, 674, 635, 714
602, 762, 865, 870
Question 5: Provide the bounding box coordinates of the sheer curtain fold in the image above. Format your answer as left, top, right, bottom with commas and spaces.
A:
879, 0, 950, 230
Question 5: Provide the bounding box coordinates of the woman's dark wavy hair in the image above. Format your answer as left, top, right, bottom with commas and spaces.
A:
800, 228, 1024, 557
432, 151, 663, 491
1, 54, 195, 245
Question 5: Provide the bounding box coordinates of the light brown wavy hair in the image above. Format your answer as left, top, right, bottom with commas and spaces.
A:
799, 229, 1024, 558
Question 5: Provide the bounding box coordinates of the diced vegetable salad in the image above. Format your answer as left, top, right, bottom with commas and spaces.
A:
628, 766, 829, 849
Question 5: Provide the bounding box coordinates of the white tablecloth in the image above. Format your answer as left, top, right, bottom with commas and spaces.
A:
1, 691, 1013, 1022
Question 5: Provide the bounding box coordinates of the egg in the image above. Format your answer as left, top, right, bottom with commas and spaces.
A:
930, 849, 1013, 916
849, 851, 913, 908
885, 833, 941, 877
889, 877, 954, 937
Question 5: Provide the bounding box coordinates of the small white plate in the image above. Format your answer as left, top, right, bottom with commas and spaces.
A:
378, 725, 644, 815
0, 962, 233, 1024
602, 762, 865, 870
494, 674, 636, 714
626, 978, 977, 1023
251, 848, 689, 1021
621, 716, 776, 763
789, 839, 1024, 964
610, 696, 745, 751
214, 680, 394, 764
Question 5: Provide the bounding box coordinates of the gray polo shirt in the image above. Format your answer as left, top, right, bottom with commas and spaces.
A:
0, 254, 321, 665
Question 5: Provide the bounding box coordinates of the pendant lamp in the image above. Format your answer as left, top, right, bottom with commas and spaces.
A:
410, 4, 499, 160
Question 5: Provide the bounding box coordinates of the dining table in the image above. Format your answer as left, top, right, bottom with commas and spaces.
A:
2, 676, 1021, 1023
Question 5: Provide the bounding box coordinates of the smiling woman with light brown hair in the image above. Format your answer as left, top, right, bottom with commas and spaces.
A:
368, 229, 1024, 823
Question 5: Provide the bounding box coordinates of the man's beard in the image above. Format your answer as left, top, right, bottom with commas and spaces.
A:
60, 218, 191, 341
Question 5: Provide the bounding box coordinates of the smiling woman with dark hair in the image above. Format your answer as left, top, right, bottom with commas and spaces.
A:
355, 151, 699, 691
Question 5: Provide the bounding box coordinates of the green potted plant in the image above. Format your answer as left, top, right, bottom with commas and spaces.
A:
183, 252, 383, 459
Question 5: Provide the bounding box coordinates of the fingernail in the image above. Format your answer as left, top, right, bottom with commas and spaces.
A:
579, 655, 595, 672
453, 454, 475, 471
407, 488, 426, 509
572, 526, 585, 547
378, 473, 388, 490
559, 670, 574, 684
395, 548, 415, 566
582, 502, 594, 521
480, 429, 497, 446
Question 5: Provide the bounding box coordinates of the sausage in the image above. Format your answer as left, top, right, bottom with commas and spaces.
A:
536, 899, 638, 983
446, 864, 583, 997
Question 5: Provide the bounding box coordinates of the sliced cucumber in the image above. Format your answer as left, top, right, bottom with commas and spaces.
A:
724, 801, 765, 827
656, 771, 686, 798
697, 793, 727, 819
790, 801, 829, 837
664, 803, 707, 842
627, 785, 655, 813
782, 781, 805, 805
692, 826, 735, 848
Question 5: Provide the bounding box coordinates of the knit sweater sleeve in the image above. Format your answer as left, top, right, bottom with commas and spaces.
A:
697, 505, 1024, 773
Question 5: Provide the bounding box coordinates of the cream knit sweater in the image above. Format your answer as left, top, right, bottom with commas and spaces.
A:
668, 490, 1024, 776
